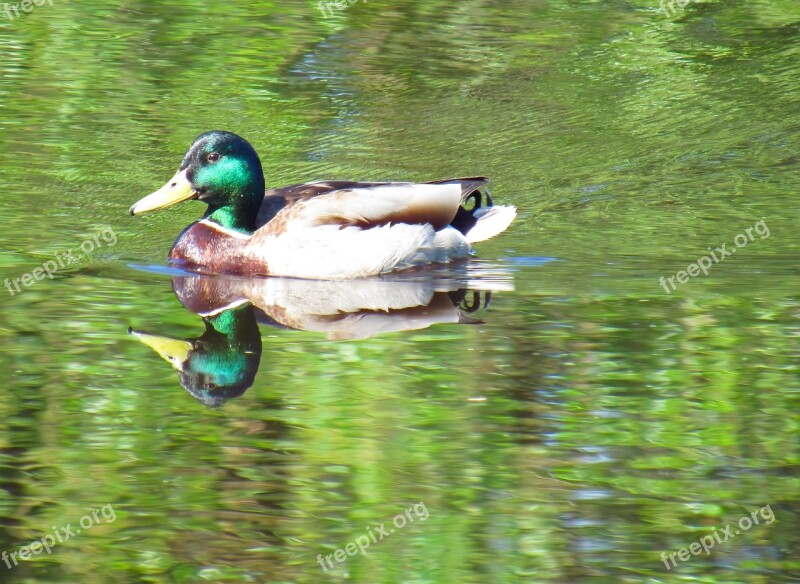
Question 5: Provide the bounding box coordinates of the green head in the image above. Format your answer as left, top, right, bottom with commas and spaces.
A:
178, 307, 262, 406
130, 131, 265, 234
130, 305, 262, 407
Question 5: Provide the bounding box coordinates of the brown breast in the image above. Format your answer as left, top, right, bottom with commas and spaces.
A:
169, 221, 268, 276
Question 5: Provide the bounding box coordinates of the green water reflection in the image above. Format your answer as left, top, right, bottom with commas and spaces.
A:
1, 0, 799, 582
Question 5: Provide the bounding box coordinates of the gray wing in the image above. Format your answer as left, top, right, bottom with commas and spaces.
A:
256, 178, 489, 229
256, 181, 397, 228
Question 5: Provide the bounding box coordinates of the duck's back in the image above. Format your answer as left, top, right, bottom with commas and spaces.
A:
247, 182, 471, 279
256, 178, 490, 229
256, 181, 395, 228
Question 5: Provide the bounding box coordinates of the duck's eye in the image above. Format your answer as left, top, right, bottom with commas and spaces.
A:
207, 152, 221, 162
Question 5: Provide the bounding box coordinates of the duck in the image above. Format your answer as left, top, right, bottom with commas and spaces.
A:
129, 131, 516, 279
129, 274, 501, 406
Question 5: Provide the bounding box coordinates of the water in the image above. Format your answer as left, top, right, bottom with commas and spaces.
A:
1, 0, 799, 582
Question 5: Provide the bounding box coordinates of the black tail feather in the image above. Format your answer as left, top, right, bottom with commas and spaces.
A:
426, 177, 492, 236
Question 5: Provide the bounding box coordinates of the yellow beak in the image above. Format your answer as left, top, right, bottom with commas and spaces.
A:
129, 329, 192, 372
129, 168, 196, 215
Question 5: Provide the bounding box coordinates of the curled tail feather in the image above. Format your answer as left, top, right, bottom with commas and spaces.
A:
445, 184, 516, 244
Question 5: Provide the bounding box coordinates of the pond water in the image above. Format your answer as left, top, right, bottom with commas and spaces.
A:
1, 0, 798, 582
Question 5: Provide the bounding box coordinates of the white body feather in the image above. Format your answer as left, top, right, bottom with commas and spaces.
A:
236, 182, 513, 279
194, 277, 508, 340
244, 278, 458, 339
249, 224, 470, 279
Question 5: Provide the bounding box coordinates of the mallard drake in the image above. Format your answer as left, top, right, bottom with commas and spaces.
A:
129, 274, 499, 405
129, 131, 516, 279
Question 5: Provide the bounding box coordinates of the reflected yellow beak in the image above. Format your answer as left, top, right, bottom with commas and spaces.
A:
129, 329, 192, 372
129, 169, 196, 215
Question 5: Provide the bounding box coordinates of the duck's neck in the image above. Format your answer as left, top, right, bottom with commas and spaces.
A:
198, 306, 262, 377
204, 200, 260, 234
206, 307, 257, 339
202, 171, 265, 234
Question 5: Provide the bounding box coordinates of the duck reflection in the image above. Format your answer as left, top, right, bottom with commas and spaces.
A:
130, 274, 508, 406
